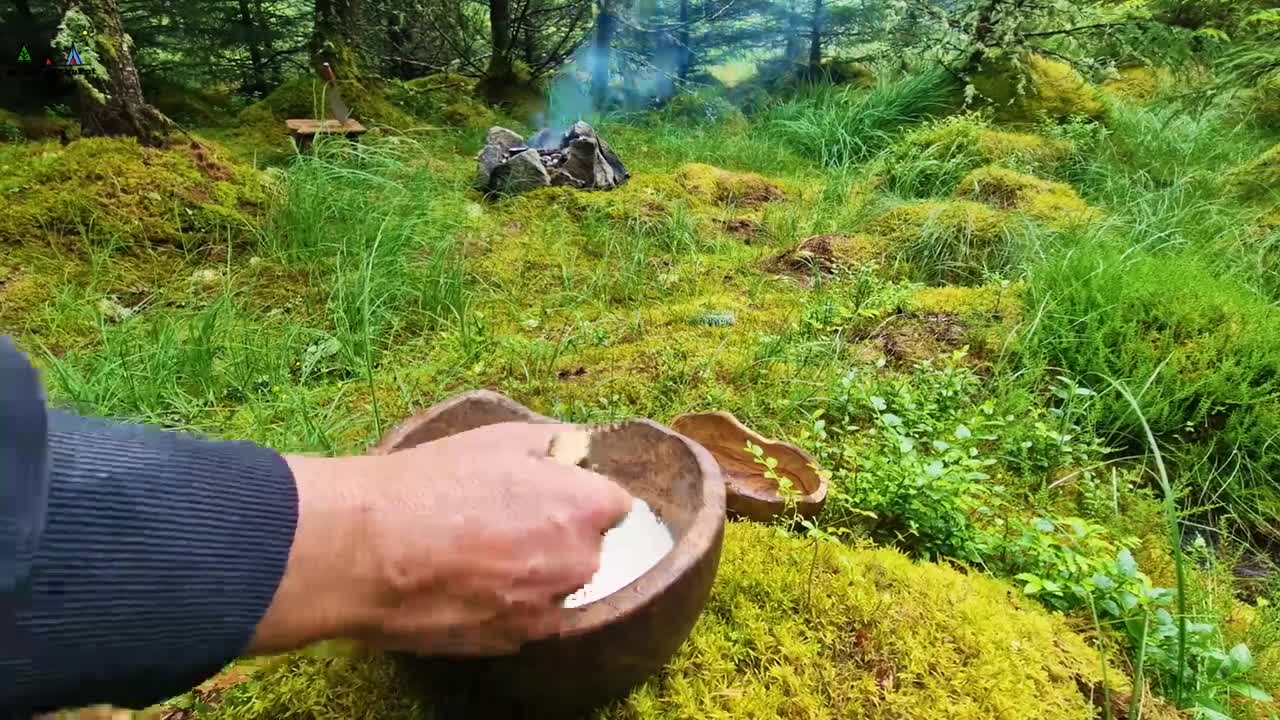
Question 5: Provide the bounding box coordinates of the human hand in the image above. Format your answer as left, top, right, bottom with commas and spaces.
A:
250, 422, 632, 657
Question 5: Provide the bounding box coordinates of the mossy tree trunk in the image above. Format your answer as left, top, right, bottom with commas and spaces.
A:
312, 0, 361, 75
783, 0, 804, 64
965, 0, 1001, 70
591, 0, 617, 108
807, 0, 823, 71
486, 0, 514, 84
57, 0, 168, 146
384, 11, 410, 80
522, 19, 536, 66
235, 0, 268, 95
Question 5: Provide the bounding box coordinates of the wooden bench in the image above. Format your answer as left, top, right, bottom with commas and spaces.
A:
285, 118, 368, 151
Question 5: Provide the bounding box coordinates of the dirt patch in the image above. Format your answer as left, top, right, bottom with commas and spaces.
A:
953, 166, 1097, 228
720, 217, 763, 240
557, 365, 588, 380
176, 140, 233, 182
877, 312, 971, 366
768, 234, 886, 278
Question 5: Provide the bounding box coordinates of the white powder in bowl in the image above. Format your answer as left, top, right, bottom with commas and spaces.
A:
564, 496, 674, 608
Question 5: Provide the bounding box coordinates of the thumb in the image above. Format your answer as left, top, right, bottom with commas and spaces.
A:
578, 471, 634, 533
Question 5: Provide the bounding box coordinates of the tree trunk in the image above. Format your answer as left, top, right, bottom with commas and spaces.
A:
591, 1, 615, 108
388, 13, 411, 79
807, 0, 823, 71
486, 0, 513, 82
235, 0, 267, 95
783, 0, 803, 64
58, 0, 167, 145
966, 0, 1001, 70
522, 23, 536, 66
677, 0, 689, 80
312, 0, 360, 73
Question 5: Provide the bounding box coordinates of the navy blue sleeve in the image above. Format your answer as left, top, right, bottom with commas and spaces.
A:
1, 337, 300, 717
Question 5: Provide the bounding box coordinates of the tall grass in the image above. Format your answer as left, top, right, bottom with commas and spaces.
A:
758, 70, 957, 168
1047, 103, 1277, 296
1022, 234, 1280, 536
267, 137, 470, 330
39, 135, 475, 447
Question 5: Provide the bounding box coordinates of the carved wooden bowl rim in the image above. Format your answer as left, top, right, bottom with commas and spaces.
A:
371, 389, 726, 639
670, 409, 829, 507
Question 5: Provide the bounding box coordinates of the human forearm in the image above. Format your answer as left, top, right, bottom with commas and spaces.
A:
246, 454, 380, 655
4, 407, 298, 717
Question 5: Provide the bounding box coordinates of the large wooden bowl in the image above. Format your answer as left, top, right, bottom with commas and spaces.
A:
371, 390, 726, 713
671, 411, 828, 522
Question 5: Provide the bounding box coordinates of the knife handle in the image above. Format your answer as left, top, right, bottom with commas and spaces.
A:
321, 62, 337, 84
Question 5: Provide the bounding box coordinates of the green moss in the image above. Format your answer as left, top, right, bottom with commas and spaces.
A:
388, 74, 498, 130
0, 136, 269, 246
954, 166, 1098, 228
142, 76, 240, 127
869, 200, 1020, 285
442, 101, 498, 130
771, 233, 889, 275
1252, 76, 1280, 131
971, 54, 1107, 124
872, 114, 1073, 197
1101, 65, 1163, 104
906, 282, 1026, 352
816, 58, 877, 87
188, 522, 1163, 720
674, 163, 785, 207
474, 63, 545, 119
908, 282, 1024, 319
1261, 206, 1280, 232
0, 108, 78, 141
1226, 143, 1280, 201
661, 91, 745, 127
765, 57, 877, 96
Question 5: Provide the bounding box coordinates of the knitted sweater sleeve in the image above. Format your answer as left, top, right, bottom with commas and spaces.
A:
2, 336, 299, 717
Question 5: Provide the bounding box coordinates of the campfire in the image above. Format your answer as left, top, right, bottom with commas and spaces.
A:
475, 122, 630, 196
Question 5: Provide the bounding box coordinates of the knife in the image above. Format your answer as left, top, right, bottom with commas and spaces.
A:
320, 62, 351, 123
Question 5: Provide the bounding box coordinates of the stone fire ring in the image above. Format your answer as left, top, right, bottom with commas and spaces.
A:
671, 411, 828, 523
370, 390, 726, 712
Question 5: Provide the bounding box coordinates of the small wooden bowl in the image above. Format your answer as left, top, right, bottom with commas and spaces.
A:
670, 411, 828, 522
371, 390, 726, 713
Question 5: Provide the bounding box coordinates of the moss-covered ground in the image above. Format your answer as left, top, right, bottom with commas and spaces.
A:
7, 68, 1280, 719
183, 522, 1178, 720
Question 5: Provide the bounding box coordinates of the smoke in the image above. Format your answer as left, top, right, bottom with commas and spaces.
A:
533, 7, 687, 130
534, 44, 600, 130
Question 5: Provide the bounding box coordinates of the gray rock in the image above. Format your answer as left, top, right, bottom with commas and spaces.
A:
559, 136, 616, 189
568, 121, 596, 142
475, 143, 507, 190
596, 135, 630, 184
485, 126, 525, 152
565, 122, 628, 186
494, 149, 551, 194
478, 122, 626, 195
